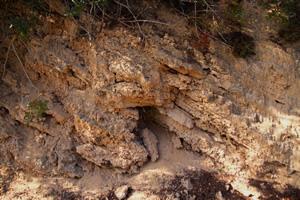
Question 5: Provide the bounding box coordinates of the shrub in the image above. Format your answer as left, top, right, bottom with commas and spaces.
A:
223, 32, 255, 58
260, 0, 297, 24
225, 0, 245, 26
260, 0, 300, 42
24, 100, 48, 123
10, 17, 31, 39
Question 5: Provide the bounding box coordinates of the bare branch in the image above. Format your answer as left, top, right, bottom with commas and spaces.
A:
113, 0, 145, 39
2, 36, 15, 79
11, 42, 38, 91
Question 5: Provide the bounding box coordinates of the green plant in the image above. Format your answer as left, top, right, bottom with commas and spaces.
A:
225, 0, 245, 26
9, 15, 39, 40
24, 100, 48, 123
10, 17, 30, 39
260, 0, 296, 23
260, 0, 300, 42
223, 32, 256, 59
66, 0, 85, 17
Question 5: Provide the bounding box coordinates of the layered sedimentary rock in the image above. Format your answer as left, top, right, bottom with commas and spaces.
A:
0, 2, 299, 197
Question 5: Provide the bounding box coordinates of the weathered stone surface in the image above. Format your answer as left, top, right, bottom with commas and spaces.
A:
290, 144, 300, 172
128, 191, 160, 200
29, 36, 89, 81
47, 102, 70, 123
76, 143, 148, 170
215, 191, 225, 200
73, 109, 137, 145
163, 73, 192, 90
114, 185, 129, 200
0, 120, 13, 142
1, 2, 300, 198
151, 48, 207, 79
160, 106, 194, 129
141, 128, 159, 162
171, 135, 183, 149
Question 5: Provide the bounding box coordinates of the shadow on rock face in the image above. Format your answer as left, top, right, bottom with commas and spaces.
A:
249, 179, 300, 200
45, 188, 83, 200
157, 170, 247, 200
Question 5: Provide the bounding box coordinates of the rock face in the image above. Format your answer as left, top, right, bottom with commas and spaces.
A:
0, 0, 300, 198
114, 185, 129, 200
160, 106, 194, 129
141, 128, 159, 162
76, 143, 148, 171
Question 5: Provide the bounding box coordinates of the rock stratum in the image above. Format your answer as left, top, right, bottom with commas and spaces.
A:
0, 0, 300, 199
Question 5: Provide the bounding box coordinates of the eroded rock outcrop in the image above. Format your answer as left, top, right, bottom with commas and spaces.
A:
141, 128, 159, 162
0, 1, 300, 198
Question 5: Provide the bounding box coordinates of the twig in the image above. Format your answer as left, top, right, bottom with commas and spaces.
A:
97, 4, 105, 33
97, 6, 133, 29
200, 0, 218, 15
175, 2, 231, 48
194, 1, 200, 38
90, 2, 94, 15
79, 24, 93, 41
19, 39, 31, 53
2, 36, 16, 79
11, 42, 38, 91
135, 5, 149, 19
113, 0, 145, 39
123, 19, 170, 26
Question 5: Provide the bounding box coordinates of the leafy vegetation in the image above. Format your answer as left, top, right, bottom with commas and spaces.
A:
24, 100, 48, 123
260, 0, 300, 42
164, 0, 254, 58
225, 0, 245, 26
4, 0, 297, 60
260, 0, 297, 24
9, 17, 31, 39
223, 32, 255, 59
